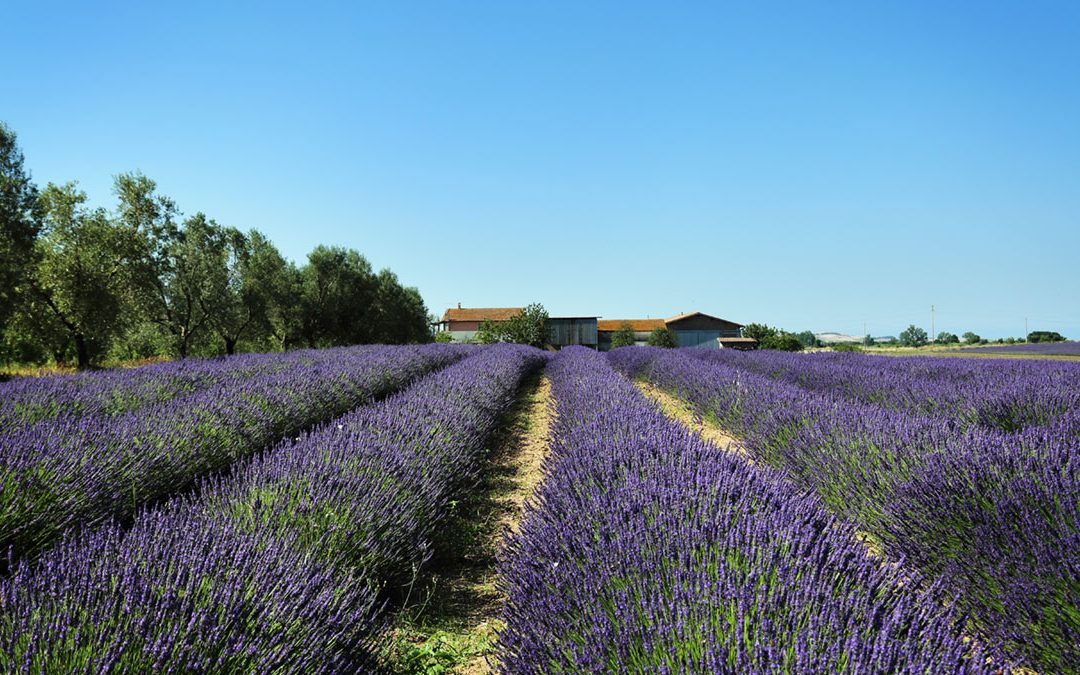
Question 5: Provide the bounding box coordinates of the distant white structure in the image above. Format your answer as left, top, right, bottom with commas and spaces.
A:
814, 332, 862, 344
814, 332, 897, 345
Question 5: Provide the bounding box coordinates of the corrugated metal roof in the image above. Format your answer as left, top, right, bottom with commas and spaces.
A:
441, 307, 523, 322
597, 319, 666, 332
666, 311, 744, 327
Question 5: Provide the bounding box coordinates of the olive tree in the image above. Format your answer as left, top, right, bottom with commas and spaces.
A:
25, 183, 141, 368
0, 122, 40, 334
899, 325, 929, 347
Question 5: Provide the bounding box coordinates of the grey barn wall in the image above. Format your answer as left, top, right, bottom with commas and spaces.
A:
547, 318, 598, 347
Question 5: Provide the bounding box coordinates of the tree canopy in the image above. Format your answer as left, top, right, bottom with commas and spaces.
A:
1027, 331, 1065, 343
646, 325, 678, 348
744, 323, 804, 352
0, 123, 40, 332
24, 182, 144, 369
611, 322, 637, 349
476, 303, 551, 348
899, 325, 929, 347
0, 121, 433, 368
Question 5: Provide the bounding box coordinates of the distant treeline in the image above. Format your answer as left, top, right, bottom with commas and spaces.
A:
0, 122, 431, 369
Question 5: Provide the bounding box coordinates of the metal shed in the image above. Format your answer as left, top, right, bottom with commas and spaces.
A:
546, 317, 598, 348
596, 312, 753, 350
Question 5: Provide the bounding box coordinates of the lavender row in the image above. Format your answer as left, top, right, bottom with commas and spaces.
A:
688, 348, 1080, 432
0, 350, 308, 431
0, 345, 546, 672
958, 341, 1080, 356
0, 344, 471, 566
498, 347, 994, 673
624, 347, 1079, 672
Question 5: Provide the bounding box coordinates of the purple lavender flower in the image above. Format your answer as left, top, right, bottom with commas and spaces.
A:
624, 346, 1079, 671
1, 345, 546, 671
499, 348, 995, 673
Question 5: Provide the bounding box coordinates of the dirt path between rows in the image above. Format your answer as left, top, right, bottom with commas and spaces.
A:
640, 380, 904, 555
634, 381, 894, 559
635, 380, 750, 459
385, 371, 555, 674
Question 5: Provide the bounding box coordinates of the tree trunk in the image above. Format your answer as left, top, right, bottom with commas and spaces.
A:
224, 337, 237, 355
74, 334, 90, 371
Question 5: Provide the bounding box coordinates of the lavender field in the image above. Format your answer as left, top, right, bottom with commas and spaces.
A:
953, 341, 1080, 357
606, 346, 1080, 674
1, 344, 1076, 672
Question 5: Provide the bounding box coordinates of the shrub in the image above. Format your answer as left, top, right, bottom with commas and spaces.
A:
1028, 331, 1065, 343
761, 333, 804, 352
795, 331, 820, 348
743, 323, 776, 343
832, 343, 862, 353
475, 303, 551, 347
646, 326, 678, 348
611, 322, 636, 349
935, 332, 959, 345
962, 332, 981, 344
433, 331, 453, 343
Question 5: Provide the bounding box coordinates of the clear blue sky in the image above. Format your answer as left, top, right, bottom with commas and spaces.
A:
6, 1, 1079, 339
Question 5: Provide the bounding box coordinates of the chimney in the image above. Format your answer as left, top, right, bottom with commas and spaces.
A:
457, 302, 461, 309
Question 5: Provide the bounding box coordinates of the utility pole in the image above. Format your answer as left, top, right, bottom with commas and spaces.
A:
931, 305, 935, 340
1025, 317, 1028, 339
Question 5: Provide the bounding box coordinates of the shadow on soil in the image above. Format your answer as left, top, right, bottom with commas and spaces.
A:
380, 369, 547, 674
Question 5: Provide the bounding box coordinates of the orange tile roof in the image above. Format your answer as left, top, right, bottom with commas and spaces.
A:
597, 319, 666, 332
441, 307, 523, 323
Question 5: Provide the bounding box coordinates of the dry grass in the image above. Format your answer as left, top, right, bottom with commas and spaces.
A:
636, 381, 897, 561
635, 380, 749, 459
0, 355, 173, 380
864, 346, 1080, 361
385, 372, 555, 674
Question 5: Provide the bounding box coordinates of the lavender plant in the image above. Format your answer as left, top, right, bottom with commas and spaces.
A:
499, 347, 994, 673
961, 341, 1080, 356
0, 344, 546, 671
0, 344, 471, 566
0, 350, 302, 431
683, 348, 1080, 433
630, 347, 1079, 671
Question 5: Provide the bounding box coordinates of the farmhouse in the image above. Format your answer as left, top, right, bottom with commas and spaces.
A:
597, 312, 755, 351
439, 306, 754, 350
436, 306, 523, 343
436, 306, 599, 348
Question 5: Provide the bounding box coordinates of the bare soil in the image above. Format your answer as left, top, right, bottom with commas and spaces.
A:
384, 371, 555, 674
635, 380, 749, 459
